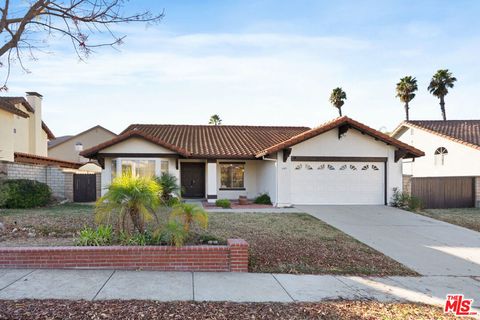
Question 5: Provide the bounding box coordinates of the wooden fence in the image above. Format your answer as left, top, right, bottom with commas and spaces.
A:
411, 176, 476, 209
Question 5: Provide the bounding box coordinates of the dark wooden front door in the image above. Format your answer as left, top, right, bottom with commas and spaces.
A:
73, 174, 97, 202
181, 163, 205, 198
411, 176, 475, 208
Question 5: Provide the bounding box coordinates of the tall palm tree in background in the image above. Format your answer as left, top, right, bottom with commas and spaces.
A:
329, 87, 347, 117
428, 69, 457, 121
395, 76, 418, 121
208, 114, 222, 125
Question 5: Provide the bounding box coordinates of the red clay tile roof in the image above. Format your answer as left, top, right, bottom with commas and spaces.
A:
256, 116, 425, 158
82, 124, 310, 159
400, 120, 480, 150
124, 124, 310, 159
14, 152, 82, 169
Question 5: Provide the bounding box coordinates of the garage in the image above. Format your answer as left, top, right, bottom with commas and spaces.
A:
290, 158, 386, 205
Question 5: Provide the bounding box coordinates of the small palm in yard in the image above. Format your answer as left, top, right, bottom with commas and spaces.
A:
171, 203, 208, 232
95, 175, 162, 235
329, 87, 347, 117
396, 76, 418, 121
155, 172, 181, 204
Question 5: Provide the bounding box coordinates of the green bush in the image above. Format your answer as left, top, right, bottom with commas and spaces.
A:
155, 173, 181, 204
159, 220, 188, 247
76, 225, 113, 246
389, 187, 422, 211
254, 193, 272, 205
215, 199, 231, 208
119, 230, 158, 246
0, 179, 51, 208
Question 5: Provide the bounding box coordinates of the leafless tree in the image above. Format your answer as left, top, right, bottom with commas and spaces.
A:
0, 0, 164, 90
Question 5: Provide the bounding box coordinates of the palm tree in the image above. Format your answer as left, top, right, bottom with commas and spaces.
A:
95, 175, 162, 234
171, 203, 208, 232
428, 69, 457, 121
395, 76, 418, 121
208, 114, 222, 125
329, 87, 347, 117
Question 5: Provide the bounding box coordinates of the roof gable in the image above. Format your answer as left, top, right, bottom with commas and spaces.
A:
393, 120, 480, 151
48, 125, 115, 149
256, 116, 424, 158
80, 130, 191, 158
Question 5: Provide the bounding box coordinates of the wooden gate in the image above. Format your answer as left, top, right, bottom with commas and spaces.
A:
73, 174, 97, 202
411, 176, 475, 209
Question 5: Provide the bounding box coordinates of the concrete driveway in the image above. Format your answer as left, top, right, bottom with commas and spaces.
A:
297, 205, 480, 276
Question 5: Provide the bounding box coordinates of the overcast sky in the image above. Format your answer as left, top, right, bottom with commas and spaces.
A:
5, 0, 480, 136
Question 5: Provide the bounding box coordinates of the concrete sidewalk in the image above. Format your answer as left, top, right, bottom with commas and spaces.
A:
1, 269, 480, 311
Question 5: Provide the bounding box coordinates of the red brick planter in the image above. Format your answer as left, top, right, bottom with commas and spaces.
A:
0, 239, 249, 272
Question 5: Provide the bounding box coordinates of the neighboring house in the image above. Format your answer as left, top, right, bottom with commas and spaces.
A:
392, 120, 480, 208
81, 116, 423, 206
0, 92, 55, 162
48, 125, 117, 168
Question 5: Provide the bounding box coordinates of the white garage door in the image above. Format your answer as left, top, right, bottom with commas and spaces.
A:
291, 162, 385, 205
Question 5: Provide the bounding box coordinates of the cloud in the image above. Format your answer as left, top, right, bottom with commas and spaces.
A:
5, 28, 479, 136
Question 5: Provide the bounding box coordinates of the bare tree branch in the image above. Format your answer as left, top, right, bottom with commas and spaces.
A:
0, 0, 164, 90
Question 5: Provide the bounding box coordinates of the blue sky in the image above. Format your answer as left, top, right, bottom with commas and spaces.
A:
5, 0, 480, 136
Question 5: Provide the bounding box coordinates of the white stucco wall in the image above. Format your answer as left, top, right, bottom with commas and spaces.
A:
100, 137, 176, 154
255, 159, 277, 204
98, 137, 180, 195
276, 128, 403, 206
396, 126, 480, 177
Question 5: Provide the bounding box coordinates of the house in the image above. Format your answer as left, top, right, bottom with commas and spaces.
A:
0, 92, 55, 162
81, 116, 423, 206
392, 120, 480, 208
48, 125, 117, 171
0, 92, 102, 202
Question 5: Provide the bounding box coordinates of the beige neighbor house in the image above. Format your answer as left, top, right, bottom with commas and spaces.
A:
392, 120, 480, 208
0, 92, 55, 162
0, 92, 102, 202
81, 116, 424, 206
48, 125, 117, 172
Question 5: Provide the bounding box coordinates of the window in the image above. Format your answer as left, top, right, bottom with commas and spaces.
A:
434, 147, 448, 166
75, 142, 83, 151
160, 160, 169, 174
220, 163, 245, 189
121, 160, 156, 177
111, 159, 117, 181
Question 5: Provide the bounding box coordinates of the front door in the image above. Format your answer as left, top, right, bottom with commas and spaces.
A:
181, 163, 206, 198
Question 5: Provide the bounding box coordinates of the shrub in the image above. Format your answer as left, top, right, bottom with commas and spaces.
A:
95, 175, 162, 234
171, 203, 208, 232
159, 220, 188, 247
155, 173, 181, 204
76, 225, 113, 246
254, 193, 272, 205
215, 199, 231, 208
0, 179, 51, 208
119, 230, 158, 246
390, 187, 422, 211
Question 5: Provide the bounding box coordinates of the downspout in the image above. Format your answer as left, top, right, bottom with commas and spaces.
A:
261, 156, 278, 206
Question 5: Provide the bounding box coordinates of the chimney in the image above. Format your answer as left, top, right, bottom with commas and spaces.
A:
26, 92, 46, 156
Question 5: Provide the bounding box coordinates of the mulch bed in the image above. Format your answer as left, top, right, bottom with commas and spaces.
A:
202, 201, 273, 209
0, 300, 460, 320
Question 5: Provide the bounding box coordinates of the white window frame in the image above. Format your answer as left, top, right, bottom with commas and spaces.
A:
112, 158, 170, 178
434, 147, 448, 166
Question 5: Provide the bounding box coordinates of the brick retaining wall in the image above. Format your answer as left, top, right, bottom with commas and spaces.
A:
0, 239, 249, 272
